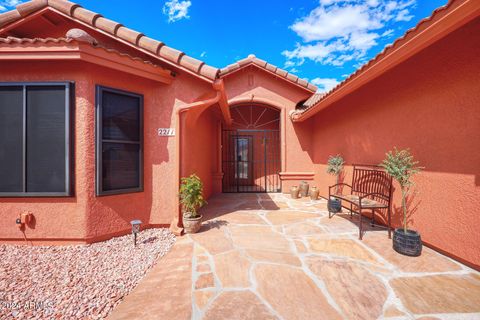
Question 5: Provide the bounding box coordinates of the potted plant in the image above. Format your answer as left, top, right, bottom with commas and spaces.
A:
326, 154, 345, 213
381, 148, 423, 256
180, 174, 207, 234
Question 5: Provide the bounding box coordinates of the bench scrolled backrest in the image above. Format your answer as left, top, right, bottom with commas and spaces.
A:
352, 164, 393, 205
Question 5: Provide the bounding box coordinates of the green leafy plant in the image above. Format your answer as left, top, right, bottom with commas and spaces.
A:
326, 155, 345, 193
380, 148, 423, 233
179, 174, 206, 218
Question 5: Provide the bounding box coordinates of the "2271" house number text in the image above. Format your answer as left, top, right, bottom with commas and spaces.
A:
157, 128, 175, 136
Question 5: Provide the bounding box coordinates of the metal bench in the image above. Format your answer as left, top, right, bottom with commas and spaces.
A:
328, 164, 393, 240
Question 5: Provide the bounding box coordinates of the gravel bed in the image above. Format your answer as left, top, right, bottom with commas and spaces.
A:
0, 228, 176, 319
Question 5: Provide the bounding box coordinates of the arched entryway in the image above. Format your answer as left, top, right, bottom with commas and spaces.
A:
222, 104, 281, 192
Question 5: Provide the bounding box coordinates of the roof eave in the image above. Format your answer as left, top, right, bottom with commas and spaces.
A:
0, 40, 174, 84
0, 4, 219, 84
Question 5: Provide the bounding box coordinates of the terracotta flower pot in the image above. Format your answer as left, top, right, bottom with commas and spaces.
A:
183, 213, 202, 234
310, 186, 319, 200
290, 186, 300, 199
299, 181, 309, 197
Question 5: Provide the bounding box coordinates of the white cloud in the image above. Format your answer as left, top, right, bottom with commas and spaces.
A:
0, 0, 24, 12
381, 29, 395, 37
4, 0, 22, 6
395, 9, 414, 21
283, 0, 416, 68
162, 0, 192, 23
311, 77, 340, 92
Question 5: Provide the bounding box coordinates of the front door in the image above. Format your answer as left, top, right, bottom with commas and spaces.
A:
234, 136, 253, 187
222, 129, 281, 192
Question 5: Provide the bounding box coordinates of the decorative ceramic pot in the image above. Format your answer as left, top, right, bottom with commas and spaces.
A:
290, 186, 300, 199
183, 213, 202, 234
327, 197, 342, 213
393, 228, 422, 256
299, 181, 309, 197
310, 186, 319, 200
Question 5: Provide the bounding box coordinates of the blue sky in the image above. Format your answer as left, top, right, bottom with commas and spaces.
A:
1, 0, 447, 91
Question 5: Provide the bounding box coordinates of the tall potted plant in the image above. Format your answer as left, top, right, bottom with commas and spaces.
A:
381, 148, 423, 256
180, 174, 206, 234
326, 155, 345, 213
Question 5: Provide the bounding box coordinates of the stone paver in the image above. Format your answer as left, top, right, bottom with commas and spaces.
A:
391, 274, 480, 314
245, 249, 301, 266
308, 237, 382, 265
255, 264, 342, 320
203, 291, 276, 320
108, 238, 193, 320
213, 250, 251, 288
307, 257, 387, 319
194, 290, 216, 310
110, 193, 480, 320
195, 273, 215, 289
265, 210, 319, 225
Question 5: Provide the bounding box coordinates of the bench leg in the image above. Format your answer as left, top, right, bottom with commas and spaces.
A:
371, 209, 375, 227
328, 190, 331, 219
387, 206, 392, 239
350, 203, 353, 219
359, 207, 363, 240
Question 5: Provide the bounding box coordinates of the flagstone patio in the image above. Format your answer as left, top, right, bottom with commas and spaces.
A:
109, 193, 480, 320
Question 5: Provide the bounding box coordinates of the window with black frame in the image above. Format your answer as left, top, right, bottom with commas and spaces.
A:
0, 83, 72, 197
96, 86, 143, 196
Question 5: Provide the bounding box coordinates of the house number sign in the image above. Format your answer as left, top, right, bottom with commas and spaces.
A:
158, 128, 175, 136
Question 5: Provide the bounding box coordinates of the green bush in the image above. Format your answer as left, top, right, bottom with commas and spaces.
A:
326, 155, 345, 192
179, 174, 206, 218
380, 148, 423, 233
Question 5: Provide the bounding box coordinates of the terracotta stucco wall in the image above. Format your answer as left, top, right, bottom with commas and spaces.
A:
181, 106, 222, 199
0, 60, 212, 243
309, 18, 480, 268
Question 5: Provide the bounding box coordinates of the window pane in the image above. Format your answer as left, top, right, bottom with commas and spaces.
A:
0, 87, 23, 192
102, 91, 140, 141
26, 86, 66, 193
102, 142, 140, 191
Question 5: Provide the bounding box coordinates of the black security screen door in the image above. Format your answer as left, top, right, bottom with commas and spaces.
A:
222, 129, 281, 193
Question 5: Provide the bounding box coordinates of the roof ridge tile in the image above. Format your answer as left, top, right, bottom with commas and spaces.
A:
218, 54, 317, 92
48, 0, 80, 16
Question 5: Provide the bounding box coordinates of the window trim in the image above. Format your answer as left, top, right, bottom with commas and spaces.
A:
95, 85, 144, 196
0, 82, 73, 197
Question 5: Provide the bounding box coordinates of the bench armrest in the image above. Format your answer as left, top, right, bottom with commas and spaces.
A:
329, 183, 352, 191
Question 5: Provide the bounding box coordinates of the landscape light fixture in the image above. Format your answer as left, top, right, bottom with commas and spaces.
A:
130, 220, 142, 246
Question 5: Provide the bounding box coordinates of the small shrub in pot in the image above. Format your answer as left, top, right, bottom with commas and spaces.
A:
180, 174, 207, 234
326, 155, 345, 213
381, 148, 423, 256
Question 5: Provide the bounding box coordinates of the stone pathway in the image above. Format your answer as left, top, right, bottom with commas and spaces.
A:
110, 193, 480, 320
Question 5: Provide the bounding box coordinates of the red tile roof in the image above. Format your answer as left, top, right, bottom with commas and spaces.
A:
0, 36, 165, 68
0, 0, 318, 91
296, 0, 470, 117
0, 0, 219, 80
219, 54, 317, 92
302, 93, 326, 109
